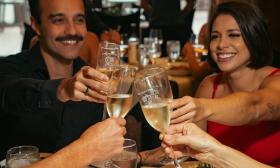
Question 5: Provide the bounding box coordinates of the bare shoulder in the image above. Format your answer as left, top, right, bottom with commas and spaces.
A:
195, 73, 218, 98
259, 66, 280, 88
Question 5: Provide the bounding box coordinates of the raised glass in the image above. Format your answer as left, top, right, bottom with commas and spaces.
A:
96, 41, 121, 77
106, 65, 137, 118
133, 66, 182, 168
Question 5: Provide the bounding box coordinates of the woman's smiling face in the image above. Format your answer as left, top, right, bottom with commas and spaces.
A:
210, 14, 251, 72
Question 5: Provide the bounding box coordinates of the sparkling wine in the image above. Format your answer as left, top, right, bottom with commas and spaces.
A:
141, 102, 170, 133
111, 151, 137, 168
106, 94, 133, 118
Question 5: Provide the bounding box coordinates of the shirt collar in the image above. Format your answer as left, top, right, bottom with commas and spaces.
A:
28, 43, 86, 79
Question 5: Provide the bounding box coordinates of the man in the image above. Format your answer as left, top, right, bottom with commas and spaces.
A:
0, 0, 109, 158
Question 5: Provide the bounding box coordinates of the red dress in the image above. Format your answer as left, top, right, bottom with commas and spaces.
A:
207, 69, 280, 167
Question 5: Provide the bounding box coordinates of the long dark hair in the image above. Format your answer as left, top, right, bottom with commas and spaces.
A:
207, 2, 273, 70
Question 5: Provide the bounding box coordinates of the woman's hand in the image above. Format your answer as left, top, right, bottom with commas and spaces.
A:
160, 123, 222, 162
170, 96, 209, 124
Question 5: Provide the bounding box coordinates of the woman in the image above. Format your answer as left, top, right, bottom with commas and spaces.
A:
171, 2, 280, 167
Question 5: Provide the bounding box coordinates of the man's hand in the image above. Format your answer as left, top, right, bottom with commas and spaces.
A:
80, 118, 126, 163
57, 66, 109, 103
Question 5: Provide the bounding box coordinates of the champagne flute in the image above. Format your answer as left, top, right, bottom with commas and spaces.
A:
96, 41, 121, 78
96, 41, 121, 120
133, 66, 182, 168
106, 65, 137, 118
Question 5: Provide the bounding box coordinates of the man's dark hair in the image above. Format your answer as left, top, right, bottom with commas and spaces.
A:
207, 1, 273, 70
28, 0, 41, 24
28, 0, 87, 25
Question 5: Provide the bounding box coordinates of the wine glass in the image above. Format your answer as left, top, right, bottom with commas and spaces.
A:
149, 29, 163, 45
167, 40, 181, 62
139, 44, 149, 67
96, 41, 121, 120
111, 138, 138, 168
96, 41, 121, 77
106, 65, 138, 118
133, 66, 182, 168
6, 145, 40, 168
144, 37, 161, 64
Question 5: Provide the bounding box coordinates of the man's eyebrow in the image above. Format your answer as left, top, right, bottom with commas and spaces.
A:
48, 13, 85, 20
48, 13, 64, 19
76, 14, 86, 18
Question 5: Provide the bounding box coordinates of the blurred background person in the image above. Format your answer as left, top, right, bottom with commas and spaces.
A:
140, 0, 196, 56
85, 0, 121, 44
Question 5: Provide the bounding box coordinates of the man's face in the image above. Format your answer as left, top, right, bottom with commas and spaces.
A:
33, 0, 87, 61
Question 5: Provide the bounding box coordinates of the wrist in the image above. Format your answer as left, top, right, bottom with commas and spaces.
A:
199, 98, 214, 120
57, 78, 69, 102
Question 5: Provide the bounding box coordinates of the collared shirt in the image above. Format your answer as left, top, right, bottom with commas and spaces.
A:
0, 44, 103, 159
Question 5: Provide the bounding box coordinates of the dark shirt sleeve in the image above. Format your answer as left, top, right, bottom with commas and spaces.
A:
0, 59, 62, 115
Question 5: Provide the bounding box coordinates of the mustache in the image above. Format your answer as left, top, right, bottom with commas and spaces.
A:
55, 35, 83, 42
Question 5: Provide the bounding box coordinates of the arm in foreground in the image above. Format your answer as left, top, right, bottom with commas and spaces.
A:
27, 118, 126, 168
161, 123, 273, 168
171, 74, 280, 126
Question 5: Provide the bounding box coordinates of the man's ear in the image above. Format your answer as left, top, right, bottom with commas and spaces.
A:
30, 16, 41, 36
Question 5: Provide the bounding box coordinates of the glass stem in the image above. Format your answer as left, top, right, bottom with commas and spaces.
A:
170, 146, 182, 168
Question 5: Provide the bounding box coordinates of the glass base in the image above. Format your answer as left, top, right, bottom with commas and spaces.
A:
160, 156, 189, 165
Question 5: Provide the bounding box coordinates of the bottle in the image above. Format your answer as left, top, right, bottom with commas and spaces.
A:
127, 23, 139, 65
